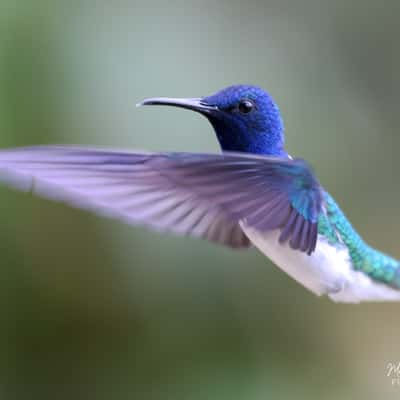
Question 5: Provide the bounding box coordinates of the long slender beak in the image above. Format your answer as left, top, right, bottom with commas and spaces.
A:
136, 97, 218, 115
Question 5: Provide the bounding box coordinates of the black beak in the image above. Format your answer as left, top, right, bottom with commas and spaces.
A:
137, 97, 218, 115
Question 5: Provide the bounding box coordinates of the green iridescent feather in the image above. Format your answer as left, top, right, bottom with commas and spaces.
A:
318, 192, 400, 288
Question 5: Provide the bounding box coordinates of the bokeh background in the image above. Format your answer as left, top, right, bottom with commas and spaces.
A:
1, 1, 400, 399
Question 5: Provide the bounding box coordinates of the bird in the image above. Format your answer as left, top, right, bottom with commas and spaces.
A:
0, 84, 398, 303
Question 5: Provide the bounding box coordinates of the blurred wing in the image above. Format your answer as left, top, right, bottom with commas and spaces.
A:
0, 146, 323, 253
0, 147, 250, 248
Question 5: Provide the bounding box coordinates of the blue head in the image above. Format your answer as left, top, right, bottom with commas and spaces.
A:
139, 84, 286, 156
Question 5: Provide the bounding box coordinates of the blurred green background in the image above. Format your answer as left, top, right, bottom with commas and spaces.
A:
1, 0, 400, 399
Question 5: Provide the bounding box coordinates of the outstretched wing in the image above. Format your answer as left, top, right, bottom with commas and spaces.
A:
0, 146, 323, 253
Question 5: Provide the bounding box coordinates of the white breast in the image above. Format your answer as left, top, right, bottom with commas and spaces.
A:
240, 222, 400, 303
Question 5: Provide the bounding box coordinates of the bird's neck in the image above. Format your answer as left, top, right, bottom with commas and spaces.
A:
212, 121, 287, 157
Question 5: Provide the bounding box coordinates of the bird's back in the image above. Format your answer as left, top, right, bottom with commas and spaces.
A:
319, 191, 400, 288
242, 190, 400, 303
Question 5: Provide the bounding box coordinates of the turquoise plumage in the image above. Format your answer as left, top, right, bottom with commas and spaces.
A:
319, 191, 400, 288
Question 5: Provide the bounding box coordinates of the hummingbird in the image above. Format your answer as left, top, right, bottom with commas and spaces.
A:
0, 84, 399, 303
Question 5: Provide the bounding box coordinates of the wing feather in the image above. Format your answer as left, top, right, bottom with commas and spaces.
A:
0, 146, 323, 253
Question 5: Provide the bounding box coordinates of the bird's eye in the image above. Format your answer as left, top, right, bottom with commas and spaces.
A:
238, 99, 255, 114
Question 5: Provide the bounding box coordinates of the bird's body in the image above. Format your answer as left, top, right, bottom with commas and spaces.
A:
0, 84, 398, 303
242, 193, 400, 302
